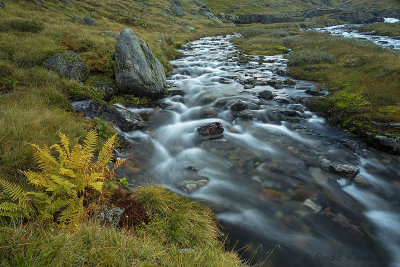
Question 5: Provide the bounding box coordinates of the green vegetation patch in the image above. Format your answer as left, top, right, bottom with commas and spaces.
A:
234, 24, 400, 145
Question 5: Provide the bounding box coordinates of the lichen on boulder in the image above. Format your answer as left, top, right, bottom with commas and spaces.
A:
114, 29, 166, 99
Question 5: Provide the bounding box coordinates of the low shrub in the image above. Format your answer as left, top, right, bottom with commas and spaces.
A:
286, 48, 334, 66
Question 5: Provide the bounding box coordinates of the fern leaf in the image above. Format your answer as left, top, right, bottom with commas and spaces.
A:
88, 181, 104, 192
0, 179, 27, 202
57, 197, 84, 225
83, 130, 98, 156
30, 144, 60, 174
114, 158, 126, 170
50, 144, 67, 166
97, 134, 117, 166
58, 132, 71, 158
23, 171, 52, 189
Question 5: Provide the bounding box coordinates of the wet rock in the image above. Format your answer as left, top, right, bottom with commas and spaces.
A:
374, 136, 400, 154
284, 78, 297, 86
273, 82, 284, 89
293, 187, 316, 201
320, 209, 364, 236
219, 77, 232, 84
259, 188, 286, 202
303, 199, 322, 213
259, 90, 273, 100
320, 158, 331, 168
277, 68, 288, 76
340, 139, 363, 153
96, 205, 125, 227
197, 122, 224, 139
178, 179, 209, 193
273, 96, 292, 104
244, 84, 255, 89
280, 110, 300, 117
230, 100, 248, 111
73, 100, 147, 132
171, 95, 185, 103
199, 107, 217, 118
330, 163, 360, 179
310, 167, 329, 185
237, 110, 255, 120
115, 29, 166, 99
167, 89, 184, 96
44, 51, 89, 82
239, 76, 255, 85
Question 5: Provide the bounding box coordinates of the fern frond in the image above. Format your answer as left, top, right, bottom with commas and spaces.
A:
23, 171, 53, 189
83, 130, 98, 156
30, 144, 60, 174
114, 158, 126, 170
50, 144, 67, 166
57, 197, 84, 225
97, 134, 117, 167
0, 179, 27, 202
58, 132, 71, 158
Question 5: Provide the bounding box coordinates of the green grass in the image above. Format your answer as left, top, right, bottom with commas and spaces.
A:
202, 0, 400, 14
0, 186, 246, 267
234, 24, 400, 144
359, 22, 400, 36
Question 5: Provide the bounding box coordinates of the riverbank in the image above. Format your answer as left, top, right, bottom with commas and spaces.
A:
0, 1, 245, 265
232, 23, 400, 153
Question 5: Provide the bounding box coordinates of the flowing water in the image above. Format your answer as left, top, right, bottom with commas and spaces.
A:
315, 22, 400, 51
114, 34, 400, 267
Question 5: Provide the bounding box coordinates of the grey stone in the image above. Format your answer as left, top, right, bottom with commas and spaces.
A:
193, 0, 206, 8
178, 179, 208, 193
284, 78, 296, 86
115, 29, 166, 99
73, 100, 147, 132
174, 0, 183, 6
74, 16, 97, 26
259, 90, 273, 100
230, 100, 248, 112
374, 136, 400, 154
330, 163, 360, 179
97, 205, 125, 227
171, 3, 185, 17
44, 51, 89, 82
0, 1, 5, 8
197, 122, 224, 139
303, 199, 322, 213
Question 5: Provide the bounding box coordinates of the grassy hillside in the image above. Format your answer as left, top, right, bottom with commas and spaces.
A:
202, 0, 400, 14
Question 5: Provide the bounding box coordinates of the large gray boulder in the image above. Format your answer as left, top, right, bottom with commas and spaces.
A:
115, 29, 166, 99
44, 51, 89, 82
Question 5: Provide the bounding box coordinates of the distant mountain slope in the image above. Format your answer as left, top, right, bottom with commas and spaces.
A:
201, 0, 400, 15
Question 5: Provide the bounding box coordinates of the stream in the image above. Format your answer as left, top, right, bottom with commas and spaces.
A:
110, 34, 400, 267
315, 21, 400, 51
